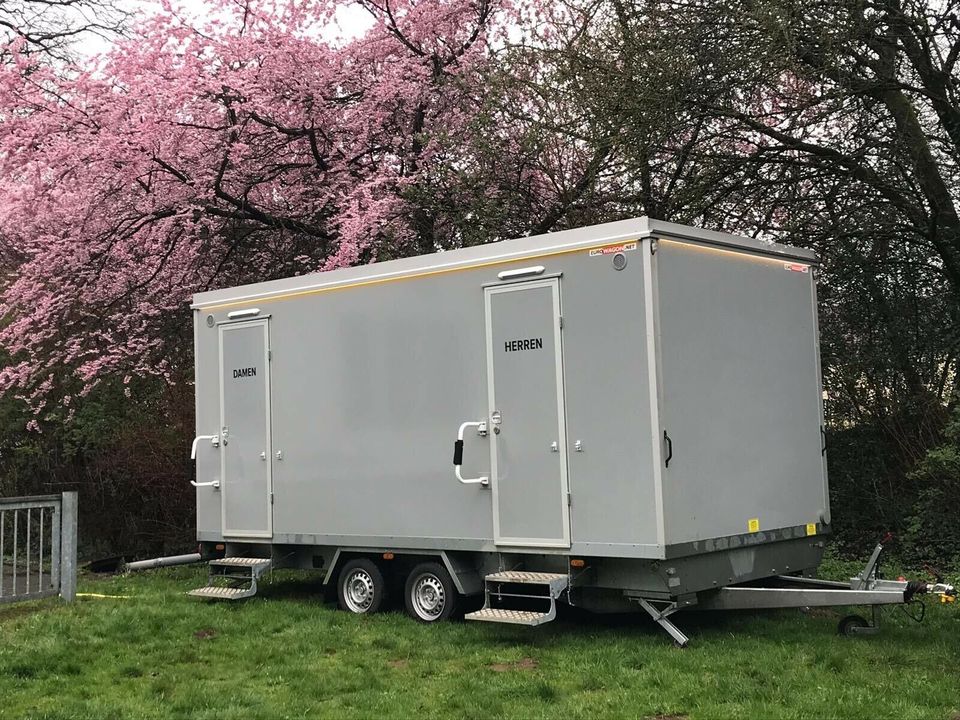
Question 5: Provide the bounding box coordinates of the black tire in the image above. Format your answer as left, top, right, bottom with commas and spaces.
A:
404, 562, 459, 623
337, 558, 387, 614
837, 614, 869, 636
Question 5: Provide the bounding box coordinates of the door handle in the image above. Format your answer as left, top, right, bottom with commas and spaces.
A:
453, 421, 489, 486
663, 430, 673, 468
191, 434, 220, 460
190, 479, 221, 489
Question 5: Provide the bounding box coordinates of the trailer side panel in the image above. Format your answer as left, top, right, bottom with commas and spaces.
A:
654, 238, 827, 546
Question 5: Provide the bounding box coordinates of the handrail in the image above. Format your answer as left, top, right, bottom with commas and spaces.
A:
454, 421, 489, 486
190, 434, 220, 460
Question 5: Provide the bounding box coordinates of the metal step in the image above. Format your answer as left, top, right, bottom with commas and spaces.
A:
209, 557, 271, 572
485, 570, 569, 596
187, 585, 256, 600
464, 607, 556, 626
187, 557, 272, 601
465, 569, 569, 627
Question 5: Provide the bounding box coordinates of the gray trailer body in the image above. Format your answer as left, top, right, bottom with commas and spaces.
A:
190, 217, 830, 620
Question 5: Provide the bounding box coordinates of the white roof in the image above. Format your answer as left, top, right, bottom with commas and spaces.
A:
191, 217, 817, 309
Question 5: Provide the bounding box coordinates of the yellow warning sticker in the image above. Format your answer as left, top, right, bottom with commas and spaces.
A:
806, 523, 817, 536
748, 518, 760, 533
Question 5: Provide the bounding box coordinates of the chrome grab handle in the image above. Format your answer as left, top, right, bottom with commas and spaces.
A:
191, 434, 221, 489
190, 434, 220, 460
190, 479, 221, 489
453, 421, 489, 486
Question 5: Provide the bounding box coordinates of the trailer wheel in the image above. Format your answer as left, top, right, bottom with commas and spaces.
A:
405, 562, 458, 623
837, 614, 869, 636
338, 559, 387, 614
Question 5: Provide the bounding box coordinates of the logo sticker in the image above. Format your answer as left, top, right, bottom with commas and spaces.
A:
590, 241, 637, 257
784, 263, 809, 273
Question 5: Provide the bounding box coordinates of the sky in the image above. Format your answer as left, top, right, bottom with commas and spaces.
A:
74, 0, 375, 56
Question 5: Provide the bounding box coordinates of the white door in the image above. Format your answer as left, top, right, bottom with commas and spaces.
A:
219, 319, 273, 538
485, 278, 570, 547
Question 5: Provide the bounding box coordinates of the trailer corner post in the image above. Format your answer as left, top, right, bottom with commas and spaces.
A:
60, 491, 78, 602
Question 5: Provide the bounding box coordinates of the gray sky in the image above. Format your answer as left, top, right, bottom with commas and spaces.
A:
75, 0, 375, 56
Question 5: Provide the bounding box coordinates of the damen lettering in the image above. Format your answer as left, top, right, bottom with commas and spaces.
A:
233, 367, 257, 378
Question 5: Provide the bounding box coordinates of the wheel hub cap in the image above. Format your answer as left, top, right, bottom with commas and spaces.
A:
344, 570, 375, 612
413, 575, 445, 619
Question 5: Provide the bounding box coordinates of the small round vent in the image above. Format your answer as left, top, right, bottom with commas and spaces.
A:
612, 252, 628, 271
206, 314, 215, 327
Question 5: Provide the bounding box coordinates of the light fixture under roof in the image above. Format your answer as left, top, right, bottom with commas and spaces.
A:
226, 308, 261, 319
497, 266, 545, 281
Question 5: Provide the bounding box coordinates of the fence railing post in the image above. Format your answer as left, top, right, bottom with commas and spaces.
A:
60, 491, 78, 602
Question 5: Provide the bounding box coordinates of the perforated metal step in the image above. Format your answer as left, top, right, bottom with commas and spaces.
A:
210, 557, 271, 571
187, 585, 255, 600
485, 570, 569, 596
187, 557, 271, 601
464, 607, 555, 626
485, 571, 567, 584
465, 569, 568, 627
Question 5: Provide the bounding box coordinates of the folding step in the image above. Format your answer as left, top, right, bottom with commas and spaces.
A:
465, 607, 556, 626
187, 556, 271, 601
187, 585, 256, 601
464, 570, 569, 626
209, 557, 272, 572
484, 571, 569, 594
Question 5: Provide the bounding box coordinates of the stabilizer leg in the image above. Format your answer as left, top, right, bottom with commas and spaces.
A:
638, 598, 689, 647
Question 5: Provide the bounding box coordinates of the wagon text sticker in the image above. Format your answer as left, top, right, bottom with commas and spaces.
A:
589, 241, 637, 257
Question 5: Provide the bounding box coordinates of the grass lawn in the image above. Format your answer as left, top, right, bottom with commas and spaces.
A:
0, 559, 958, 720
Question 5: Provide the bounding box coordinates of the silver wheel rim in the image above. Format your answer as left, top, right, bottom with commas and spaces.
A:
343, 569, 376, 613
411, 573, 445, 621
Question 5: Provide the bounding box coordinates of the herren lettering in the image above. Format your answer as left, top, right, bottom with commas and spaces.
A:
504, 338, 544, 352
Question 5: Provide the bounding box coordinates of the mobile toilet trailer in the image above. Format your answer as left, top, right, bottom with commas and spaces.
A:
188, 217, 955, 645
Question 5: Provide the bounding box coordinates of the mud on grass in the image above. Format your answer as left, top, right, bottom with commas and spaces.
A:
0, 566, 958, 719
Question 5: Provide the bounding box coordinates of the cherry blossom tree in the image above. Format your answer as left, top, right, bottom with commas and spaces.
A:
0, 0, 549, 417
0, 0, 130, 62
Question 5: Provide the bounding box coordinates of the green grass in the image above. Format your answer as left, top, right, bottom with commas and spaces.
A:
0, 562, 958, 720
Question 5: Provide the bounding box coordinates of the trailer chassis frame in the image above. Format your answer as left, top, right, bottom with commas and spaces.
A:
653, 542, 956, 646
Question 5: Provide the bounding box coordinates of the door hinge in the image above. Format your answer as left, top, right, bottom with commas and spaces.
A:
270, 491, 274, 505
567, 491, 572, 507
558, 316, 564, 329
268, 349, 272, 361
650, 238, 659, 255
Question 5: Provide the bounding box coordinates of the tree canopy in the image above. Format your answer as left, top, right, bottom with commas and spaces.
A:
1, 0, 957, 560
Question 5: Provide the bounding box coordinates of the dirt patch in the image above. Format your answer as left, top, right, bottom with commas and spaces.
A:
801, 607, 840, 619
0, 605, 39, 624
193, 628, 217, 640
489, 657, 539, 672
645, 715, 689, 720
387, 659, 409, 669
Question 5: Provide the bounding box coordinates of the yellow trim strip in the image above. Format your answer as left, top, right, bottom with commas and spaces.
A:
199, 235, 808, 312
201, 240, 639, 312
660, 238, 811, 267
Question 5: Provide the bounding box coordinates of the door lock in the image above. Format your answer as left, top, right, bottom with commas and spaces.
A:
550, 441, 559, 453
259, 451, 266, 460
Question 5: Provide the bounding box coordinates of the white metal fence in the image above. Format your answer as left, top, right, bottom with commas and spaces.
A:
0, 492, 77, 605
